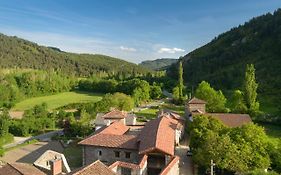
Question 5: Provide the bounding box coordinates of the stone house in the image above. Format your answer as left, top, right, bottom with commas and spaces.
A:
94, 109, 137, 130
186, 97, 252, 127
79, 112, 184, 175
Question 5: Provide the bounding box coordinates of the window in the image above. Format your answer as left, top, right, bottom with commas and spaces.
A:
125, 152, 131, 159
114, 151, 120, 158
98, 150, 102, 156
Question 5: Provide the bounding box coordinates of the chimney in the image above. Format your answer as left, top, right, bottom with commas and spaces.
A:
50, 158, 62, 175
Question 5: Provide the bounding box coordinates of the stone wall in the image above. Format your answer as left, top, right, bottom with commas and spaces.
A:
125, 114, 136, 125
83, 146, 139, 166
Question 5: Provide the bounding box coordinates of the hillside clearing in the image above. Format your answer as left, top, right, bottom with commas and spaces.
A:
12, 91, 103, 111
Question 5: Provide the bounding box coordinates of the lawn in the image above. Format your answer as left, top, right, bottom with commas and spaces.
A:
12, 91, 103, 111
63, 144, 82, 169
134, 102, 185, 121
135, 108, 159, 121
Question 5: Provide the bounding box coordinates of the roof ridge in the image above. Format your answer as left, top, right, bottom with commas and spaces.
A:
7, 163, 24, 175
155, 116, 165, 149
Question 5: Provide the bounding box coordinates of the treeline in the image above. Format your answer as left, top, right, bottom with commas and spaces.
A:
190, 115, 281, 174
78, 78, 162, 105
0, 33, 150, 76
168, 9, 281, 116
0, 70, 76, 108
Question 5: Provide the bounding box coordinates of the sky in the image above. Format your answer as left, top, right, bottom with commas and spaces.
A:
0, 0, 281, 63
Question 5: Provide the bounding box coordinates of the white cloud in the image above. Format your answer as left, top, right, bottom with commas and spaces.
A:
158, 47, 185, 54
120, 46, 137, 52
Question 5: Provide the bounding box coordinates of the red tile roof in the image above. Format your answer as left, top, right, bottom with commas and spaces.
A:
101, 109, 127, 119
109, 154, 148, 170
79, 134, 138, 149
160, 156, 180, 175
208, 113, 252, 127
96, 121, 129, 135
0, 163, 45, 175
138, 155, 148, 168
109, 161, 139, 170
70, 160, 116, 175
79, 121, 138, 149
188, 97, 207, 104
138, 116, 177, 156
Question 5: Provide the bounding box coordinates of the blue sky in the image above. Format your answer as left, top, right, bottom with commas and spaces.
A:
0, 0, 281, 63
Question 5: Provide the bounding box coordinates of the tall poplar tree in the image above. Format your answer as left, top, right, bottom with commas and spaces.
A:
178, 61, 184, 100
244, 64, 259, 112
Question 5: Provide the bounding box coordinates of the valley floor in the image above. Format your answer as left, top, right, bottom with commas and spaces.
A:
11, 91, 103, 111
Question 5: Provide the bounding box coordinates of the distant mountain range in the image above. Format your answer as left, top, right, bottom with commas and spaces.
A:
168, 9, 281, 115
0, 33, 150, 76
139, 58, 178, 70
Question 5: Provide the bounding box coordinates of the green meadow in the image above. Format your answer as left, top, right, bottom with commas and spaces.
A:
12, 91, 103, 111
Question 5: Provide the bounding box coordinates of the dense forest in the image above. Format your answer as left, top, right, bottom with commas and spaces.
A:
0, 33, 150, 76
139, 58, 178, 70
168, 9, 281, 115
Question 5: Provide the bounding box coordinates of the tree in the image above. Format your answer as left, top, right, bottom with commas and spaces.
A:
172, 86, 180, 100
244, 64, 259, 113
178, 61, 184, 100
195, 81, 228, 112
0, 109, 10, 136
150, 83, 162, 99
230, 90, 247, 113
190, 115, 270, 173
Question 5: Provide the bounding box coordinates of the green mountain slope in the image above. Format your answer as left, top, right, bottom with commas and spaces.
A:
168, 9, 281, 114
0, 33, 150, 76
139, 58, 177, 70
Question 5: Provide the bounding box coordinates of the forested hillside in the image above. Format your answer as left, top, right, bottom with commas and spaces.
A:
0, 33, 150, 76
139, 58, 177, 70
168, 9, 281, 115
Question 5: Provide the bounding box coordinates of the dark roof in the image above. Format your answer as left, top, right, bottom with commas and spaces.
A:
208, 113, 252, 127
70, 160, 116, 175
0, 163, 45, 175
188, 97, 207, 104
138, 116, 177, 156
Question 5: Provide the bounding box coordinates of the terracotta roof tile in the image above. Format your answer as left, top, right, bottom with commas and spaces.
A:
138, 116, 177, 156
97, 121, 129, 135
70, 160, 116, 175
208, 113, 252, 127
101, 110, 127, 119
0, 164, 22, 175
109, 154, 148, 170
0, 163, 46, 175
79, 121, 138, 149
160, 156, 180, 175
79, 134, 138, 149
109, 161, 139, 170
188, 97, 207, 104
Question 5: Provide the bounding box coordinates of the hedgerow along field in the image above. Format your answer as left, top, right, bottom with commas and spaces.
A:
12, 91, 103, 111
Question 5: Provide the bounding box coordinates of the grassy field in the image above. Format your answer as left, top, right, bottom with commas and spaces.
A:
12, 91, 103, 111
134, 102, 185, 121
135, 108, 159, 121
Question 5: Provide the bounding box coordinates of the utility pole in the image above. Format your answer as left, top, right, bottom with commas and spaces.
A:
211, 159, 215, 175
